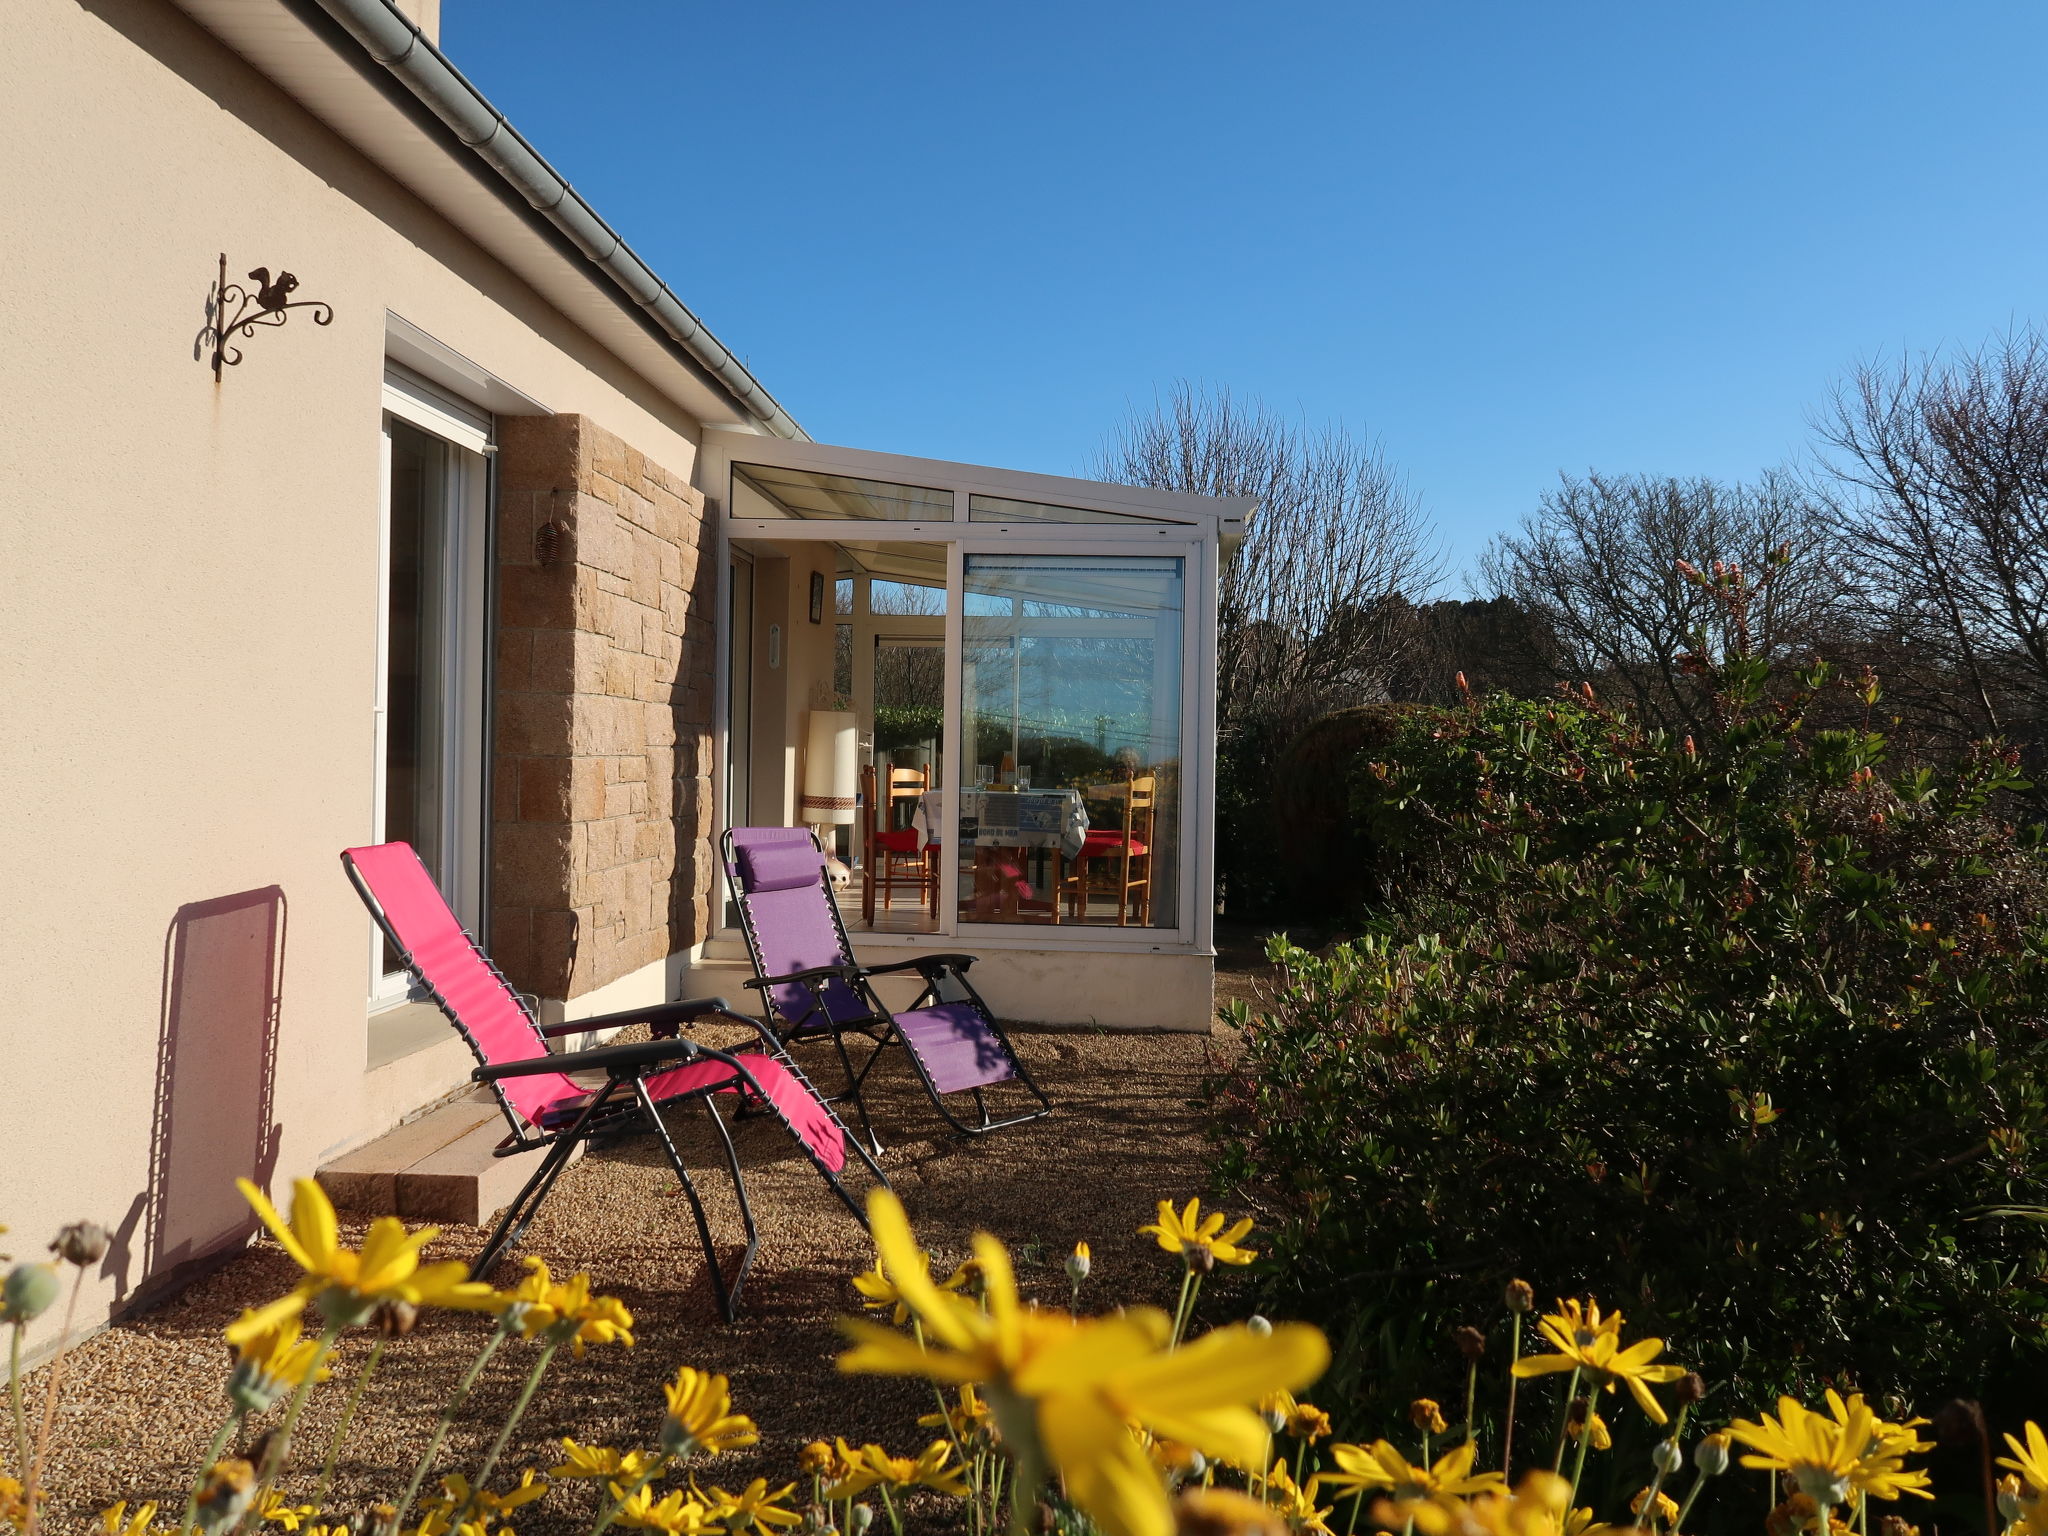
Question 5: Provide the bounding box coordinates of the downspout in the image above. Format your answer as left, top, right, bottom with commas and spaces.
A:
313, 0, 804, 442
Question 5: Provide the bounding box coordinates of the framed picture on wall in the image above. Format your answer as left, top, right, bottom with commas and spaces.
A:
808, 570, 825, 624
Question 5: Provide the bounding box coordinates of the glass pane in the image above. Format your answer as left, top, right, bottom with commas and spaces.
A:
733, 461, 952, 521
969, 492, 1177, 525
959, 556, 1183, 929
384, 418, 451, 971
857, 559, 949, 935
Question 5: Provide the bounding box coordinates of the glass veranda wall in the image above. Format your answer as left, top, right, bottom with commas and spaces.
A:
702, 430, 1246, 959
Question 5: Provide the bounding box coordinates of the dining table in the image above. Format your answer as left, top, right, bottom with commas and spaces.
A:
912, 788, 1090, 921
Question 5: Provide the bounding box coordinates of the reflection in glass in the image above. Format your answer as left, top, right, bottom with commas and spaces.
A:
733, 462, 952, 521
385, 419, 449, 881
959, 556, 1182, 928
383, 418, 451, 974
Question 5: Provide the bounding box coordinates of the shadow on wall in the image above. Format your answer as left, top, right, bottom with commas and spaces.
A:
116, 888, 288, 1311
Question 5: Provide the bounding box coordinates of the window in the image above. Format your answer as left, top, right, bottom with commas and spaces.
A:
732, 462, 951, 521
959, 555, 1184, 928
372, 374, 490, 1004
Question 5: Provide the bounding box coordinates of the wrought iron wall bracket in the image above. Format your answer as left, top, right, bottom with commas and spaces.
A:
204, 252, 334, 380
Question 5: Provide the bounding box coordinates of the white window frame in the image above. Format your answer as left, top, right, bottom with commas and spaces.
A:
369, 370, 492, 1008
701, 431, 1239, 958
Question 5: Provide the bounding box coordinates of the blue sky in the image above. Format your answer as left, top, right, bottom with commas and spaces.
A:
444, 2, 2047, 585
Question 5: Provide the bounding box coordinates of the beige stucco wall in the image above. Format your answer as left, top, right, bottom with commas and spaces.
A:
0, 0, 719, 1347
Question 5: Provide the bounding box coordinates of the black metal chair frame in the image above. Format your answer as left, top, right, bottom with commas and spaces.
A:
722, 828, 1053, 1153
344, 856, 888, 1323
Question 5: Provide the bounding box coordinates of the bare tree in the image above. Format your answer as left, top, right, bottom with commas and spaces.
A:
1479, 470, 1850, 733
1093, 383, 1441, 735
1819, 330, 2048, 753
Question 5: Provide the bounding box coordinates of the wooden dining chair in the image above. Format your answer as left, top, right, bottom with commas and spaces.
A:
1063, 774, 1156, 925
861, 762, 937, 924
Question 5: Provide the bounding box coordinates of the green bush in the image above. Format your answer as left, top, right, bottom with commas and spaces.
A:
1269, 704, 1418, 919
1213, 638, 2048, 1418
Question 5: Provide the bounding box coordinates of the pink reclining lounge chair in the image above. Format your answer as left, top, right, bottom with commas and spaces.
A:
342, 842, 886, 1321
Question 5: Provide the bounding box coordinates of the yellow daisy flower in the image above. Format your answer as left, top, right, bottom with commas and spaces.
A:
838, 1191, 1326, 1536
1996, 1422, 2048, 1536
1401, 1471, 1573, 1536
1287, 1402, 1333, 1444
823, 1442, 968, 1500
1509, 1298, 1686, 1425
232, 1178, 497, 1333
101, 1502, 161, 1536
696, 1479, 801, 1536
661, 1368, 758, 1458
851, 1253, 968, 1326
1138, 1198, 1258, 1267
1312, 1440, 1505, 1524
918, 1382, 994, 1440
258, 1490, 320, 1530
613, 1488, 725, 1535
1171, 1487, 1287, 1536
226, 1313, 331, 1414
1263, 1459, 1334, 1535
500, 1259, 633, 1356
1730, 1397, 1932, 1508
550, 1441, 657, 1484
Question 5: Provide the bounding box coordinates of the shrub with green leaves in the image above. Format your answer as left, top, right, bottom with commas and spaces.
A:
1214, 604, 2048, 1417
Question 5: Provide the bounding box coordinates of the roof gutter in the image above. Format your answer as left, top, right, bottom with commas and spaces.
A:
309, 0, 803, 440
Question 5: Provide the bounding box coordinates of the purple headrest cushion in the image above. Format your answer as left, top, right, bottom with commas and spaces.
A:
738, 840, 827, 893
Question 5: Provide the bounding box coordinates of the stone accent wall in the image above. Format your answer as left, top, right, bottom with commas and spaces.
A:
490, 415, 715, 1001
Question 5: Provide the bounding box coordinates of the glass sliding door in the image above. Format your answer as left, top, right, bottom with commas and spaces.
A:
373, 398, 487, 1004
958, 555, 1184, 928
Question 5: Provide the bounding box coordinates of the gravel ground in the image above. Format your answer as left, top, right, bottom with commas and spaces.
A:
29, 1024, 1250, 1532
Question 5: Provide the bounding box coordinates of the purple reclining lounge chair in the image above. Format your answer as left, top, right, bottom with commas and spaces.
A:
343, 841, 886, 1321
723, 827, 1052, 1149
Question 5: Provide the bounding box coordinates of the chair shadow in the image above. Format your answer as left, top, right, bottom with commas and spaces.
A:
119, 887, 288, 1313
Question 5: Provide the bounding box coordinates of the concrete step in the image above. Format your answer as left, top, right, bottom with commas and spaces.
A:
318, 1093, 579, 1227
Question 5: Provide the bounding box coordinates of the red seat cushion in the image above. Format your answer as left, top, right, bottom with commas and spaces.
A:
873, 828, 923, 854
1079, 833, 1146, 858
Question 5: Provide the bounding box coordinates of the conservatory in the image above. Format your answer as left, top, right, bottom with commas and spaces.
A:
700, 430, 1250, 1030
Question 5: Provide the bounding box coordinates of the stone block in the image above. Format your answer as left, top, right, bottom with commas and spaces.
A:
528, 627, 577, 693
490, 755, 520, 823
603, 780, 637, 820
677, 775, 714, 843
533, 908, 580, 996
397, 1118, 581, 1227
495, 629, 532, 695
644, 702, 676, 750
496, 690, 573, 757
635, 819, 670, 862
578, 508, 631, 581
489, 906, 533, 986
319, 1099, 502, 1215
497, 416, 580, 498
500, 565, 575, 630
518, 756, 572, 822
570, 757, 608, 821
588, 422, 629, 483
493, 820, 573, 907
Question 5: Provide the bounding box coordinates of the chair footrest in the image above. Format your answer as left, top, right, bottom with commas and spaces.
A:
896, 1006, 1017, 1094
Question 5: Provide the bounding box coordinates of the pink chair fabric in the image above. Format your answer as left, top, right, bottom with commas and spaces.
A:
344, 841, 845, 1171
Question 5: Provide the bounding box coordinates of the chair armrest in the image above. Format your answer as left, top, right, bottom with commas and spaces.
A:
743, 963, 863, 991
863, 953, 978, 977
474, 1038, 701, 1081
535, 996, 736, 1039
